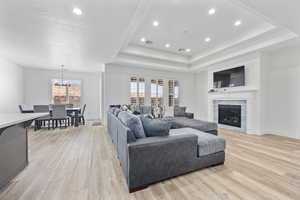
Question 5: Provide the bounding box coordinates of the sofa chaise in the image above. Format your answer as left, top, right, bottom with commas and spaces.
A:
107, 107, 225, 192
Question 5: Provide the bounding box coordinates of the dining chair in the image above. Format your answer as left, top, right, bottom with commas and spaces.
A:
19, 104, 34, 113
79, 104, 86, 125
51, 104, 69, 129
70, 104, 86, 126
33, 105, 51, 130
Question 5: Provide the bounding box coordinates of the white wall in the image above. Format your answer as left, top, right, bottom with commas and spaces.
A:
0, 58, 24, 113
194, 71, 208, 120
193, 46, 300, 139
23, 68, 101, 120
104, 64, 196, 121
193, 53, 262, 125
261, 45, 300, 139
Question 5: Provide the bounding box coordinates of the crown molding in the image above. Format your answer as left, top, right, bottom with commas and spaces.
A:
113, 0, 153, 58
190, 25, 275, 63
122, 44, 189, 64
190, 29, 298, 71
112, 52, 189, 72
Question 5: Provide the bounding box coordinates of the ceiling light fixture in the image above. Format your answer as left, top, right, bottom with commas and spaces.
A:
55, 65, 71, 87
165, 43, 171, 48
205, 37, 211, 42
185, 48, 191, 52
140, 37, 146, 42
73, 7, 82, 16
234, 20, 242, 26
208, 8, 216, 15
152, 20, 159, 27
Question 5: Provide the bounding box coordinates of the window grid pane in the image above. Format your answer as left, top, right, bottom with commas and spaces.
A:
52, 79, 81, 107
130, 77, 145, 105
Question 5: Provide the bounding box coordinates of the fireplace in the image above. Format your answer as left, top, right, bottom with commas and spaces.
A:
218, 104, 241, 128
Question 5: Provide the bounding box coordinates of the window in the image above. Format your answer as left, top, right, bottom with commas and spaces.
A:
130, 77, 145, 105
51, 79, 81, 107
168, 80, 179, 107
151, 79, 164, 106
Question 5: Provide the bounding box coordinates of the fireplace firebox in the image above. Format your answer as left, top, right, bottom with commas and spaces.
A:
218, 104, 241, 128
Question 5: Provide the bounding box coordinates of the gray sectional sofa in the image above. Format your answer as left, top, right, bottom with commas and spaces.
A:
107, 107, 225, 192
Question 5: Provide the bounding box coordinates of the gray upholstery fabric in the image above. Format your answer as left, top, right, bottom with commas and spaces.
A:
118, 111, 146, 139
174, 106, 186, 117
131, 105, 152, 115
114, 108, 121, 116
169, 117, 218, 134
107, 111, 136, 143
128, 135, 225, 191
170, 128, 225, 156
140, 116, 171, 137
107, 106, 225, 192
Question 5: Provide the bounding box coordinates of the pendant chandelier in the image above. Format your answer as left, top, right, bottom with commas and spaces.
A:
55, 65, 71, 87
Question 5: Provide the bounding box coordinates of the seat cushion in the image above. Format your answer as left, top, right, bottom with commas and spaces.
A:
169, 128, 225, 157
118, 111, 146, 139
140, 116, 171, 137
170, 118, 218, 132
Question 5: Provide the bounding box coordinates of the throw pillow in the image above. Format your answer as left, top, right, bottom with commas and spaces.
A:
118, 111, 146, 139
140, 116, 171, 137
114, 108, 121, 117
133, 110, 141, 115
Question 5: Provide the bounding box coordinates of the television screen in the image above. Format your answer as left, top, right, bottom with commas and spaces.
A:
213, 66, 245, 88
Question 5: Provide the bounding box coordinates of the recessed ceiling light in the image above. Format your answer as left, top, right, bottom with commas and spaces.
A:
208, 8, 216, 15
73, 7, 82, 16
205, 37, 211, 42
152, 20, 159, 27
234, 20, 242, 26
140, 37, 146, 42
185, 48, 191, 52
165, 43, 171, 48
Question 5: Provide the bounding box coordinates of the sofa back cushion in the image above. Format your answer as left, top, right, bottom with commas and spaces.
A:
140, 115, 171, 137
174, 106, 186, 117
114, 108, 121, 116
118, 111, 146, 139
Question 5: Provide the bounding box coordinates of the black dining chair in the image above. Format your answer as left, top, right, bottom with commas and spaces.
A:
51, 104, 70, 129
33, 105, 51, 130
79, 104, 86, 125
71, 104, 86, 126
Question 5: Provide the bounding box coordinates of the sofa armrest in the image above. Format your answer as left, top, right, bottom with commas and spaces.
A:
127, 134, 198, 191
185, 112, 194, 119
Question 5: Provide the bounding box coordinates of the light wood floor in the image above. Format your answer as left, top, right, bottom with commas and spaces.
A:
1, 126, 300, 200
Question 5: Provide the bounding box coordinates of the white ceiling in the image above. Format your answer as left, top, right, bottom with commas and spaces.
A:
0, 0, 140, 71
0, 0, 299, 72
231, 0, 300, 35
131, 0, 273, 57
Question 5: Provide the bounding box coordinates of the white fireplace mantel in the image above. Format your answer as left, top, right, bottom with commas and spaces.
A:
208, 89, 261, 135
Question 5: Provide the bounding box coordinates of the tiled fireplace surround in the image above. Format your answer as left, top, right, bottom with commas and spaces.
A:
213, 100, 247, 133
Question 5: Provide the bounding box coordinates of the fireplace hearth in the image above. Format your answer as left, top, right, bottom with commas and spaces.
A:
218, 104, 241, 128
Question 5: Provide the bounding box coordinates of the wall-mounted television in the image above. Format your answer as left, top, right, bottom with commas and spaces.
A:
213, 66, 245, 88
